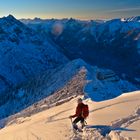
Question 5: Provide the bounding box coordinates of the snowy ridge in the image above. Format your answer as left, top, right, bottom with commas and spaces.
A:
0, 59, 137, 126
0, 59, 88, 120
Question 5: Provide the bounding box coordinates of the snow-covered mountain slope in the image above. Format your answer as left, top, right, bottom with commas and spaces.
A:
0, 91, 139, 140
124, 16, 140, 22
0, 59, 137, 123
22, 16, 140, 86
0, 15, 68, 93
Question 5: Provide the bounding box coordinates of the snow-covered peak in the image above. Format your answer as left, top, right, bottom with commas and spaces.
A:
121, 18, 126, 22
125, 16, 140, 22
0, 14, 21, 25
97, 17, 140, 35
4, 14, 16, 20
0, 14, 29, 37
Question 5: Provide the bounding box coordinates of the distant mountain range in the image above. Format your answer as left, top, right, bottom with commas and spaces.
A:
21, 16, 140, 83
0, 15, 139, 120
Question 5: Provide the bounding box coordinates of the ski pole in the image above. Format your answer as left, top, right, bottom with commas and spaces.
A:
70, 118, 73, 125
70, 117, 74, 130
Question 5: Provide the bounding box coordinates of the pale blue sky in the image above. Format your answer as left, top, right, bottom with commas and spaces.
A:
0, 0, 140, 19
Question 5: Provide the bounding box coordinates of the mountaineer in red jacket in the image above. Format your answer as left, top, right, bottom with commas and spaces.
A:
69, 98, 89, 130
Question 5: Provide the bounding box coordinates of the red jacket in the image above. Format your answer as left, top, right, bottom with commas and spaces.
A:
71, 103, 85, 118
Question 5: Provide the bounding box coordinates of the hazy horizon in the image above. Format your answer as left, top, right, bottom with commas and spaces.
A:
0, 0, 140, 20
0, 14, 140, 21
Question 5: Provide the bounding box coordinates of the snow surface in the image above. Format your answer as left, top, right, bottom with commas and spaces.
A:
0, 91, 139, 140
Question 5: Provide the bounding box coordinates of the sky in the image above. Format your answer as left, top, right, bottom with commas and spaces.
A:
0, 0, 140, 20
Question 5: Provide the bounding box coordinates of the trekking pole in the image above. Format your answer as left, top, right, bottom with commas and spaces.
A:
69, 117, 74, 130
70, 118, 73, 126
